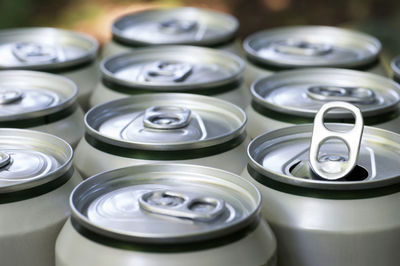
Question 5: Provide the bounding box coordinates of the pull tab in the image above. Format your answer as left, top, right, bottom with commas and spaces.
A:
0, 87, 23, 104
272, 39, 332, 56
158, 19, 198, 34
139, 190, 225, 222
0, 152, 11, 168
143, 106, 191, 130
309, 101, 364, 180
142, 61, 193, 83
307, 86, 376, 104
12, 42, 58, 63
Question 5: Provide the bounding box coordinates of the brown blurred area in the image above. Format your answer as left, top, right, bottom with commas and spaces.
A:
0, 0, 399, 57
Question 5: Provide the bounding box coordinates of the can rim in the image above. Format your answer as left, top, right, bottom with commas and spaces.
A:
243, 25, 381, 68
100, 46, 244, 91
391, 55, 400, 79
70, 163, 261, 243
112, 7, 239, 46
250, 68, 400, 118
0, 27, 99, 70
0, 128, 73, 193
247, 123, 400, 190
85, 93, 246, 150
0, 70, 78, 121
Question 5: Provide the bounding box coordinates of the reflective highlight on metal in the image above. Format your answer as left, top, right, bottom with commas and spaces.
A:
56, 164, 277, 266
309, 102, 363, 180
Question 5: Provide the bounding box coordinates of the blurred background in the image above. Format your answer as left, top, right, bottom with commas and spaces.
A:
0, 0, 399, 61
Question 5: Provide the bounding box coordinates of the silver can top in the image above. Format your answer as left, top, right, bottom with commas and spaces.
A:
391, 55, 400, 80
0, 27, 98, 70
101, 46, 243, 91
0, 70, 77, 121
251, 68, 400, 118
85, 93, 246, 150
112, 7, 238, 46
71, 164, 260, 243
248, 120, 400, 190
243, 26, 381, 68
0, 128, 73, 193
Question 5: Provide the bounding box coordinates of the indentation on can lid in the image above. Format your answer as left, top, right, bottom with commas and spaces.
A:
158, 19, 198, 34
0, 87, 23, 105
271, 39, 332, 56
0, 152, 10, 168
143, 106, 192, 130
307, 86, 376, 104
139, 61, 193, 83
12, 42, 60, 63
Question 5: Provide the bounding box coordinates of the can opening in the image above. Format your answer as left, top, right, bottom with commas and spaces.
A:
289, 160, 369, 181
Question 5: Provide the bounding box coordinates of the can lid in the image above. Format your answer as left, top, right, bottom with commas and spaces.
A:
251, 68, 400, 118
248, 120, 400, 190
112, 7, 238, 46
391, 55, 400, 80
0, 27, 98, 70
243, 26, 381, 68
0, 128, 73, 193
0, 70, 77, 121
71, 164, 260, 243
85, 93, 246, 150
102, 46, 243, 91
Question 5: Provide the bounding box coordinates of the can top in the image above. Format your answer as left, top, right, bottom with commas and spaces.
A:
85, 93, 246, 150
71, 164, 260, 243
101, 46, 243, 91
0, 70, 77, 121
112, 7, 238, 46
391, 55, 400, 80
0, 27, 98, 70
248, 123, 400, 190
0, 128, 72, 193
243, 26, 381, 68
251, 68, 400, 118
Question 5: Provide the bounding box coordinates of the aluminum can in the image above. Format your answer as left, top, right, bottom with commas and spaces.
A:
391, 55, 400, 83
0, 27, 99, 110
246, 68, 400, 138
242, 102, 400, 266
75, 93, 248, 179
90, 46, 250, 109
102, 7, 243, 58
243, 26, 386, 88
56, 163, 277, 266
0, 128, 82, 266
0, 70, 85, 147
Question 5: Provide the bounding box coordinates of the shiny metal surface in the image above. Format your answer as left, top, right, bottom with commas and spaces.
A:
243, 26, 381, 68
112, 7, 238, 46
0, 128, 82, 266
0, 27, 98, 70
71, 164, 260, 243
391, 55, 400, 82
86, 93, 246, 150
101, 46, 243, 90
309, 102, 363, 180
0, 70, 84, 147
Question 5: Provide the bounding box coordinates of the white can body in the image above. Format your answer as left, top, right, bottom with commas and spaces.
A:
242, 168, 400, 266
0, 170, 82, 266
74, 135, 249, 179
56, 218, 277, 266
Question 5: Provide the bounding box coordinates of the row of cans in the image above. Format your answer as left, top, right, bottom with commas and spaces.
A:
2, 6, 400, 266
4, 100, 400, 266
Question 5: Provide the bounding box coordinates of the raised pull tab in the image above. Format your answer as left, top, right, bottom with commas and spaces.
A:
142, 61, 193, 83
309, 101, 364, 180
139, 190, 225, 222
12, 42, 59, 63
0, 152, 11, 168
143, 106, 191, 130
0, 87, 23, 104
158, 19, 198, 34
272, 39, 332, 56
307, 86, 375, 104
